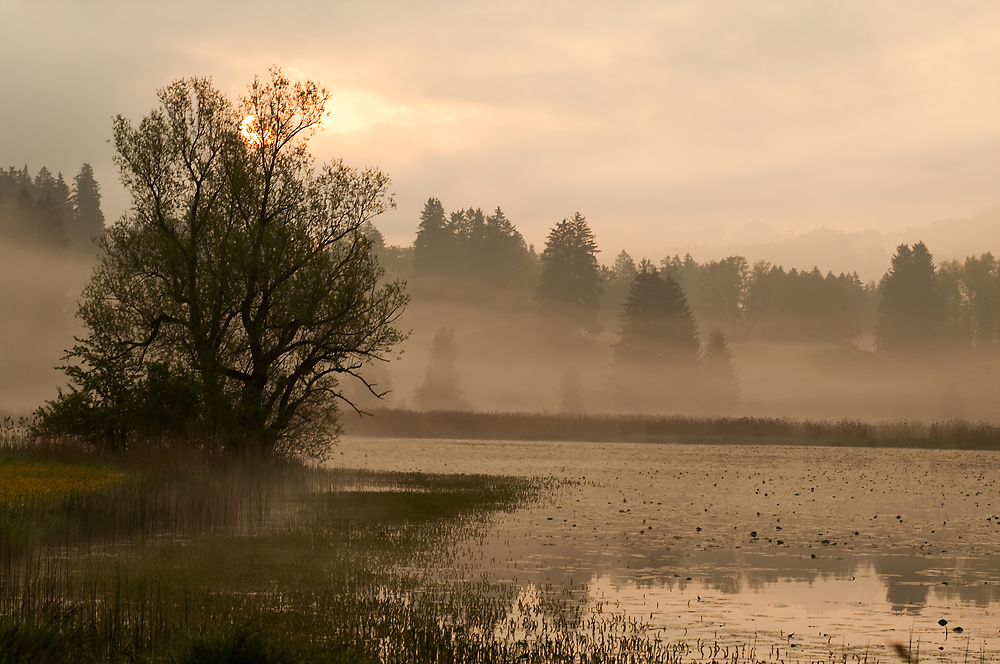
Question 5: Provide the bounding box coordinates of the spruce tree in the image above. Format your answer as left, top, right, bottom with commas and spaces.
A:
611, 261, 699, 412
875, 242, 942, 358
412, 198, 454, 277
413, 327, 471, 411
537, 212, 602, 332
477, 206, 530, 292
615, 261, 699, 365
69, 163, 105, 254
702, 330, 738, 409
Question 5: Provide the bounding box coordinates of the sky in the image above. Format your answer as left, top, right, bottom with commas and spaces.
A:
1, 0, 998, 261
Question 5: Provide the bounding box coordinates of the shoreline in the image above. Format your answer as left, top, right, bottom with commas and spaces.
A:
343, 408, 1000, 451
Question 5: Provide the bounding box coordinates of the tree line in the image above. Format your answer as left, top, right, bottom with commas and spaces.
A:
403, 197, 998, 359
0, 164, 105, 254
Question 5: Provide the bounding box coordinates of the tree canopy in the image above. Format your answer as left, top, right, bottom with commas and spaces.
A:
875, 242, 941, 358
537, 212, 602, 332
701, 330, 738, 409
615, 261, 699, 366
69, 163, 105, 254
411, 199, 534, 301
39, 70, 408, 459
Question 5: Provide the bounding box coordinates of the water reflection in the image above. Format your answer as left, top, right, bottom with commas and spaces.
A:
335, 437, 1000, 658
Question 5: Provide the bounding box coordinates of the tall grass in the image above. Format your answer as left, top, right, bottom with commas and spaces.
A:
345, 408, 1000, 450
2, 423, 976, 663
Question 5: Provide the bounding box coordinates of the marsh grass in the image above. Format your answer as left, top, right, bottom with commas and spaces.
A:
346, 408, 1000, 450
0, 423, 946, 663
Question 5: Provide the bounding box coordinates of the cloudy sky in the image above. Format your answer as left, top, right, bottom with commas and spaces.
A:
2, 0, 997, 259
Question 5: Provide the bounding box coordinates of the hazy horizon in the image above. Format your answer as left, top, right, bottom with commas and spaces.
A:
2, 1, 997, 263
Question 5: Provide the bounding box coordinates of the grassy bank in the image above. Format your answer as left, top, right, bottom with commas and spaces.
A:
0, 426, 943, 663
344, 408, 1000, 450
0, 432, 555, 663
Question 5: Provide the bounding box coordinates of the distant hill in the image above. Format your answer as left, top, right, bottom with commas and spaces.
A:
678, 207, 999, 281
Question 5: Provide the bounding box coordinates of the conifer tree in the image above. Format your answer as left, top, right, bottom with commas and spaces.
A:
875, 242, 942, 358
69, 163, 105, 254
413, 327, 471, 411
477, 206, 530, 291
702, 330, 738, 409
537, 212, 602, 332
615, 261, 699, 365
611, 250, 637, 286
412, 198, 453, 277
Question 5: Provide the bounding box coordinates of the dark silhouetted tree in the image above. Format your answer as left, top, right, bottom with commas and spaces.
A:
413, 327, 471, 411
611, 261, 699, 412
32, 190, 69, 249
742, 263, 872, 342
0, 166, 69, 249
939, 252, 1000, 353
601, 250, 637, 320
476, 206, 531, 292
615, 260, 699, 365
703, 256, 749, 339
38, 71, 408, 459
702, 330, 738, 410
69, 163, 105, 254
537, 212, 602, 332
412, 200, 534, 302
413, 197, 453, 278
875, 242, 942, 358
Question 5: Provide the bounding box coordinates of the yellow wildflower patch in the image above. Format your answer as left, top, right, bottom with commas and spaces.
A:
0, 459, 125, 505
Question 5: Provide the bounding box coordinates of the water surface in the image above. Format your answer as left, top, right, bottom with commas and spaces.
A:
333, 437, 1000, 661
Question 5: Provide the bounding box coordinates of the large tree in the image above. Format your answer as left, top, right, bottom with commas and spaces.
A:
69, 163, 106, 254
41, 71, 408, 459
537, 212, 602, 332
611, 260, 700, 412
615, 261, 699, 366
875, 242, 942, 358
412, 197, 453, 278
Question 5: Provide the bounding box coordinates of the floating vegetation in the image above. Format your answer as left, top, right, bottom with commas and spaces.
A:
2, 429, 997, 663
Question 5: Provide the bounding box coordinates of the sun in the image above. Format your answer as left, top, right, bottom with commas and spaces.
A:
240, 115, 274, 147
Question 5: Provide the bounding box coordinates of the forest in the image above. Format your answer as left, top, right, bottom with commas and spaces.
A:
1, 173, 999, 423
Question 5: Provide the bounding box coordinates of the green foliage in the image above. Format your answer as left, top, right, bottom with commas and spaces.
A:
38, 70, 408, 459
537, 212, 602, 332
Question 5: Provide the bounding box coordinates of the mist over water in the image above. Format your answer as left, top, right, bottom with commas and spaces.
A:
344, 297, 1000, 425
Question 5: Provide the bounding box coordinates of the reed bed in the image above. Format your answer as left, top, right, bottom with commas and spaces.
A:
1, 426, 978, 663
345, 408, 1000, 450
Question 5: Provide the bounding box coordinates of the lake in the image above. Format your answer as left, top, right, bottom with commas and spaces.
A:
333, 437, 1000, 662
